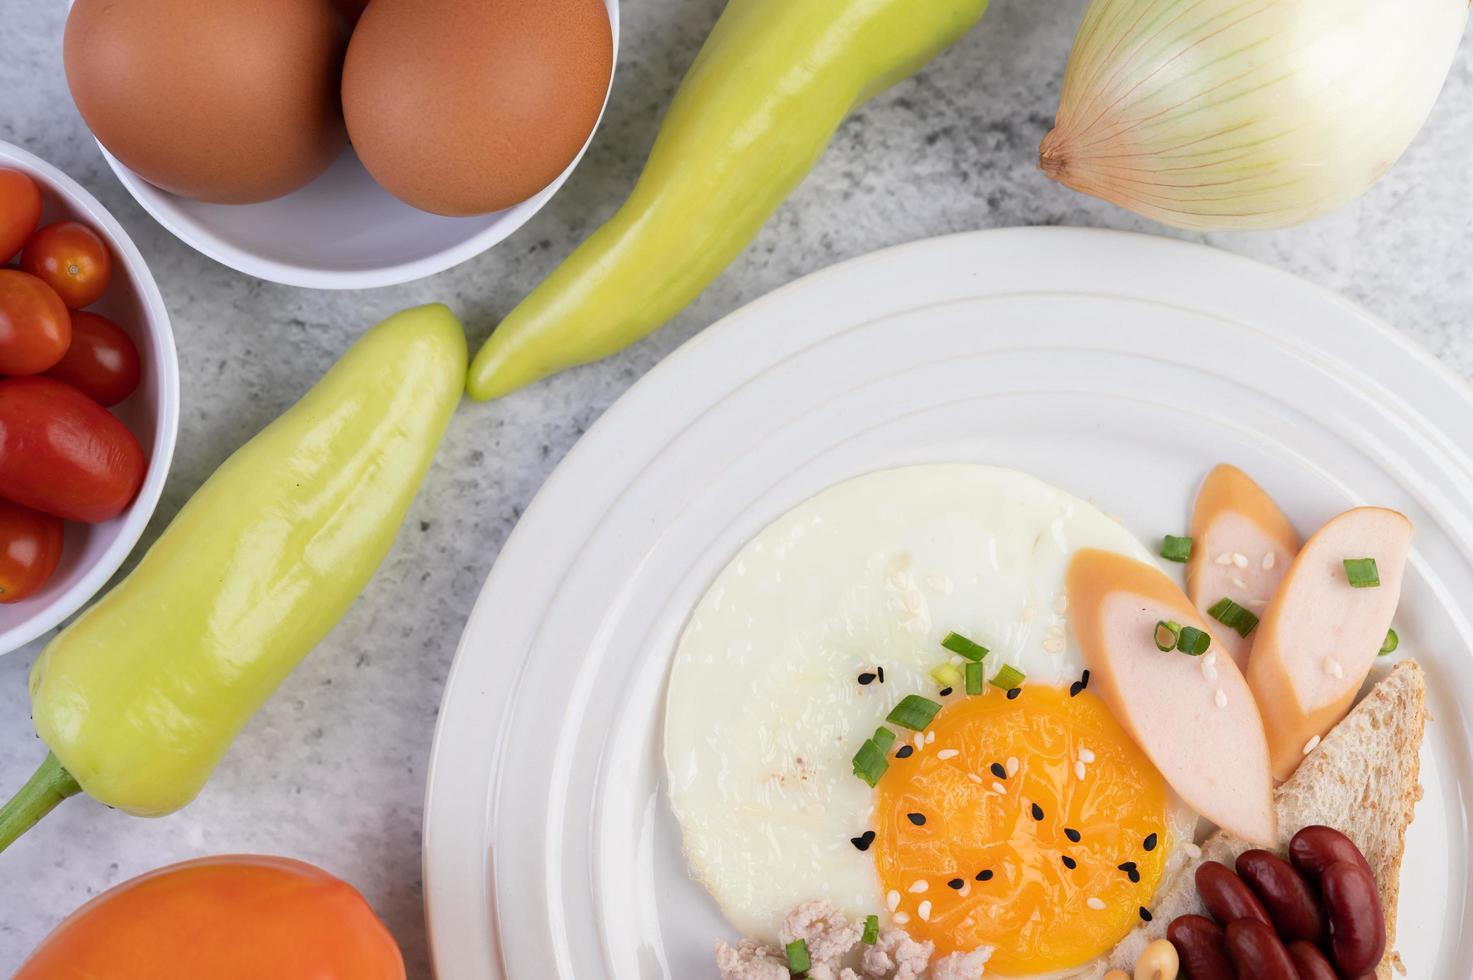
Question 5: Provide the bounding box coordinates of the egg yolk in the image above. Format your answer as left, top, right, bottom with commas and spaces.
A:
872, 686, 1169, 975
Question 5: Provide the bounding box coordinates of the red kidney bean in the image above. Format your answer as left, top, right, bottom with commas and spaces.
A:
1289, 825, 1373, 879
1237, 848, 1326, 943
1322, 860, 1386, 974
1224, 919, 1300, 980
1196, 860, 1272, 927
1166, 915, 1236, 980
1288, 940, 1340, 980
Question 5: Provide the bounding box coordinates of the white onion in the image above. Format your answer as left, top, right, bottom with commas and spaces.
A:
1040, 0, 1469, 230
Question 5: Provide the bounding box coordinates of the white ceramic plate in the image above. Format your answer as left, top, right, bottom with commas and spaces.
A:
423, 228, 1473, 979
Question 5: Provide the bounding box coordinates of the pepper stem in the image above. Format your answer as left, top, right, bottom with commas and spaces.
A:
0, 752, 80, 853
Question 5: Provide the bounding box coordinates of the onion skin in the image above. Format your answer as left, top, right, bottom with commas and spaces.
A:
1040, 0, 1469, 231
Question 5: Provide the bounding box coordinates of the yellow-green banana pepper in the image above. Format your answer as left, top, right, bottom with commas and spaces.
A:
466, 0, 989, 400
0, 304, 466, 849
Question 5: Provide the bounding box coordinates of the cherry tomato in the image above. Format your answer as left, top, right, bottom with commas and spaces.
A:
45, 310, 142, 406
0, 498, 64, 604
22, 220, 112, 309
0, 269, 72, 375
0, 169, 42, 263
0, 376, 145, 523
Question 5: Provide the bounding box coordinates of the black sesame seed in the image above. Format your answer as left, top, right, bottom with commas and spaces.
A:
1139, 906, 1153, 922
1065, 827, 1081, 843
947, 878, 964, 890
1117, 861, 1137, 872
1128, 868, 1141, 883
1081, 669, 1091, 689
1069, 681, 1083, 697
907, 812, 927, 826
896, 745, 914, 759
990, 762, 1007, 780
1143, 833, 1159, 852
1006, 687, 1022, 700
1030, 802, 1044, 821
938, 687, 954, 697
857, 672, 878, 686
1062, 855, 1078, 870
850, 831, 875, 852
877, 666, 886, 683
975, 869, 994, 882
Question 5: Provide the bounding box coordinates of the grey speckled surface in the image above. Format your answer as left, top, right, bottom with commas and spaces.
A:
0, 0, 1469, 975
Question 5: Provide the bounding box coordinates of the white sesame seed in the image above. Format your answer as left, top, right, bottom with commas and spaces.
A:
893, 912, 910, 925
1006, 757, 1019, 777
909, 880, 928, 894
887, 890, 901, 912
1201, 660, 1218, 684
1232, 553, 1249, 568
1215, 553, 1234, 566
1262, 552, 1277, 570
1324, 656, 1344, 679
1053, 595, 1069, 614
1246, 598, 1268, 608
1204, 650, 1217, 666
914, 734, 925, 750
1087, 897, 1107, 911
1231, 577, 1248, 591
1302, 735, 1322, 755
918, 901, 933, 922
1215, 688, 1228, 709
992, 781, 1007, 795
958, 883, 970, 898
1078, 748, 1096, 764
1075, 760, 1087, 780
937, 749, 959, 761
926, 731, 936, 745
1184, 842, 1202, 858
968, 773, 984, 784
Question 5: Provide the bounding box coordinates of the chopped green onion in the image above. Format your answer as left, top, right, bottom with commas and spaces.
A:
965, 660, 984, 696
785, 939, 811, 974
1160, 535, 1193, 563
941, 631, 990, 662
872, 727, 896, 753
1207, 597, 1260, 638
1154, 620, 1182, 652
1344, 558, 1380, 588
851, 739, 889, 787
886, 694, 943, 731
862, 914, 880, 945
1380, 628, 1400, 655
989, 664, 1026, 691
1176, 626, 1211, 656
929, 663, 964, 690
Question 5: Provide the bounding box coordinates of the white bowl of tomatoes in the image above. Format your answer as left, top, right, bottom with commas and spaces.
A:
0, 140, 178, 655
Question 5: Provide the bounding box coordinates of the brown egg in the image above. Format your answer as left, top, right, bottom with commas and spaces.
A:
342, 0, 613, 217
64, 0, 349, 205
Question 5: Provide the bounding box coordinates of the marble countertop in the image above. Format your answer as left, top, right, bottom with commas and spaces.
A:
1, 1, 1469, 974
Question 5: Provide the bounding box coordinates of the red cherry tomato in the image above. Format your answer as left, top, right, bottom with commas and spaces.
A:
22, 221, 113, 309
0, 269, 72, 375
0, 376, 146, 523
0, 498, 64, 604
45, 310, 142, 406
0, 169, 42, 263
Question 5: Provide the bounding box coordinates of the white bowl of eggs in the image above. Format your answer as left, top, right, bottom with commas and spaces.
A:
63, 0, 619, 290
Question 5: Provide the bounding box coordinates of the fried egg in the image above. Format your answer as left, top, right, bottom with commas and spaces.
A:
664, 465, 1200, 976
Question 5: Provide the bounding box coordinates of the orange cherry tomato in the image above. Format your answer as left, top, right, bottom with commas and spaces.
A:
0, 269, 71, 375
0, 499, 64, 604
45, 310, 142, 406
21, 220, 112, 309
16, 856, 406, 980
0, 169, 42, 263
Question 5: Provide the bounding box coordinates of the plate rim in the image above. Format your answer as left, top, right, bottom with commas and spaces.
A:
423, 226, 1473, 979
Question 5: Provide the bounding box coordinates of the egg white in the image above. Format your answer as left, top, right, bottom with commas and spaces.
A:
664, 464, 1196, 963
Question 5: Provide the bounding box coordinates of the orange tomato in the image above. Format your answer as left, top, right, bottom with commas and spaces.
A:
21, 221, 112, 309
16, 855, 406, 980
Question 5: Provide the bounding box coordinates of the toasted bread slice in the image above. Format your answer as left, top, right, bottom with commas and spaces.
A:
1102, 660, 1427, 978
